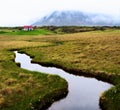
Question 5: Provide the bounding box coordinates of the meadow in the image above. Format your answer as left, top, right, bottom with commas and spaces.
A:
0, 27, 120, 110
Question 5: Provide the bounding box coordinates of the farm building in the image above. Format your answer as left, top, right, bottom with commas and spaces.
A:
23, 26, 33, 31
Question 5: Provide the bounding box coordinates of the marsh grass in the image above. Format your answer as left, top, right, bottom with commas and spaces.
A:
0, 27, 120, 110
22, 30, 120, 75
20, 29, 120, 110
0, 60, 68, 110
0, 33, 68, 110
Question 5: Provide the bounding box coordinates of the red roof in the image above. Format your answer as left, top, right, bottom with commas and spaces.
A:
29, 26, 33, 28
23, 26, 33, 28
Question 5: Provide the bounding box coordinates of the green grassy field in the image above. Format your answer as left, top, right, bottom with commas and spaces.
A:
0, 28, 53, 35
0, 27, 120, 110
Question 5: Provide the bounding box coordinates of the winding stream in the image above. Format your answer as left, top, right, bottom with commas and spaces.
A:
14, 51, 112, 110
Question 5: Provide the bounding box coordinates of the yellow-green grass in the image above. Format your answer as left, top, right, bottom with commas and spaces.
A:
21, 30, 120, 75
0, 35, 68, 110
19, 29, 120, 110
0, 28, 120, 110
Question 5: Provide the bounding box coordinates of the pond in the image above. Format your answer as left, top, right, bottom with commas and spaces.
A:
14, 51, 112, 110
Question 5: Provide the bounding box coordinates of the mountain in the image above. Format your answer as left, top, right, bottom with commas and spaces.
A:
33, 11, 120, 26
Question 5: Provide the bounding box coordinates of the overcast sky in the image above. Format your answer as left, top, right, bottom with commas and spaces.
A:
0, 0, 120, 26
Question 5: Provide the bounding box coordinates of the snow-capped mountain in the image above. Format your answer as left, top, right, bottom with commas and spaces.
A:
33, 11, 120, 26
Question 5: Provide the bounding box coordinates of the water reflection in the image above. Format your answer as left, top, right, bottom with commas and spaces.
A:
14, 51, 112, 110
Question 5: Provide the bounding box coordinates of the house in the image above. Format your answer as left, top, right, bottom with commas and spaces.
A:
23, 26, 33, 31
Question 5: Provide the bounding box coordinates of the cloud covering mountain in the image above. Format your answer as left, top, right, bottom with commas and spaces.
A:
33, 11, 120, 26
0, 0, 120, 26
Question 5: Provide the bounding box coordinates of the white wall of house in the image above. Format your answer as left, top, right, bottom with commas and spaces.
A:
23, 27, 33, 31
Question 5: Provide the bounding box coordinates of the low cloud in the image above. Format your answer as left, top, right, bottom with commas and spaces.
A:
0, 0, 120, 26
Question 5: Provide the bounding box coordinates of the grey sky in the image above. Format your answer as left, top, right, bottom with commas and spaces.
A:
0, 0, 120, 26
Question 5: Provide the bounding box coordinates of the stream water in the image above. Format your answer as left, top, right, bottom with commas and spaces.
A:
14, 51, 112, 110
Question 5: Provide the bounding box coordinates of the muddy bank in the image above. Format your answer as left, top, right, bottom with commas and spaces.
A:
31, 60, 117, 84
32, 88, 68, 110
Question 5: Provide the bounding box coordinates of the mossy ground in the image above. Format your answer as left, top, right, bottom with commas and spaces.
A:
0, 27, 120, 110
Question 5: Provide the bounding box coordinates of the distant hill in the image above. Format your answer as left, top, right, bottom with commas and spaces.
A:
33, 11, 120, 26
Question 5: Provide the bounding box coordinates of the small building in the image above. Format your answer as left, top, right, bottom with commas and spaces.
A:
23, 26, 33, 31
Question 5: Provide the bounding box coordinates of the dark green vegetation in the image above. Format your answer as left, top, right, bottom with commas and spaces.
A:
0, 26, 120, 110
1, 26, 120, 35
